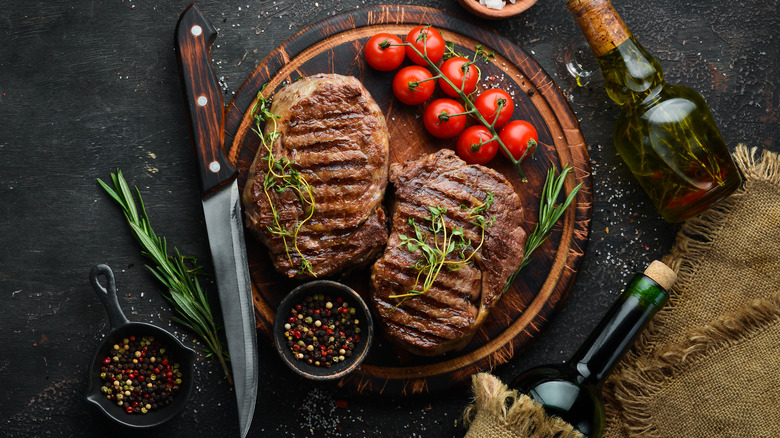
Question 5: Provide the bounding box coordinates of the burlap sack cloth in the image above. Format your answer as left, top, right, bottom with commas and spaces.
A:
463, 145, 780, 437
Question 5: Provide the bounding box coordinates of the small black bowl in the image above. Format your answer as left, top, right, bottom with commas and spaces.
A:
273, 280, 374, 380
85, 264, 196, 428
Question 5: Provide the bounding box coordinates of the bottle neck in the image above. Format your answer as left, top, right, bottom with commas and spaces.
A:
567, 0, 665, 106
567, 0, 631, 58
568, 274, 669, 386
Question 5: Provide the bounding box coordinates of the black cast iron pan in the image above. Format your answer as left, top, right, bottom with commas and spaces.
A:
85, 264, 196, 428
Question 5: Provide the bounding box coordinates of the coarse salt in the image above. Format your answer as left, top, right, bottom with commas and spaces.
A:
479, 0, 516, 10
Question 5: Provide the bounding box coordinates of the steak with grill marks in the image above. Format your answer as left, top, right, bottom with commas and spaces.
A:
370, 149, 526, 356
242, 74, 389, 279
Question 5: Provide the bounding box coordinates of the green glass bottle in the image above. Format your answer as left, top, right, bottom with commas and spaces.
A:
511, 261, 676, 437
567, 0, 742, 222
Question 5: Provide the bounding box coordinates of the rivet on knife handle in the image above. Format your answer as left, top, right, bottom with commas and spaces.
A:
175, 2, 236, 195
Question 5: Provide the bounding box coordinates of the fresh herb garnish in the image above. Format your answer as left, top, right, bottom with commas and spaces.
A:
503, 166, 582, 292
250, 86, 316, 275
97, 171, 232, 383
473, 44, 496, 63
390, 194, 495, 300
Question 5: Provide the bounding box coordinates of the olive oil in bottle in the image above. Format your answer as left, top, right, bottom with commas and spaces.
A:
511, 261, 676, 437
567, 0, 742, 222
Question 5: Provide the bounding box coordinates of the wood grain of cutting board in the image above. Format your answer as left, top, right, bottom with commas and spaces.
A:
224, 5, 593, 395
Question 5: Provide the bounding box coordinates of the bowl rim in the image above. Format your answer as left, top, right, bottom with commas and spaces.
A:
273, 280, 374, 381
456, 0, 539, 19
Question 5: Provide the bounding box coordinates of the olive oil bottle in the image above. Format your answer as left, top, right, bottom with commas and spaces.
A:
567, 0, 741, 222
511, 261, 676, 437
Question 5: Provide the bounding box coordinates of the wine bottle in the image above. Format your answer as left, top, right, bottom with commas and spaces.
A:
510, 261, 677, 437
567, 0, 742, 222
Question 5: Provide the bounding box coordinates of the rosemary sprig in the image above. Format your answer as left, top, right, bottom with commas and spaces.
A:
503, 166, 583, 292
391, 194, 495, 300
97, 171, 232, 384
250, 87, 316, 275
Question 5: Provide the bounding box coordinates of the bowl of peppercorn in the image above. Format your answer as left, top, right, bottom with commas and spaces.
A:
273, 280, 374, 380
86, 264, 196, 428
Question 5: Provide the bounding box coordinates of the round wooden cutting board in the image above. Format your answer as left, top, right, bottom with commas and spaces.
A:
224, 5, 593, 395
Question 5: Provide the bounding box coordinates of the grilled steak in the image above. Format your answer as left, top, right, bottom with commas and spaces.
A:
242, 74, 389, 279
370, 149, 526, 356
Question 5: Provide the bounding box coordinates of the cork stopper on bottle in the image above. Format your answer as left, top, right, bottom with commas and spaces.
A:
643, 261, 677, 291
566, 0, 631, 57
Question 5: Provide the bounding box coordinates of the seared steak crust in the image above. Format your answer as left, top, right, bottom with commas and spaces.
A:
371, 149, 526, 356
242, 74, 389, 278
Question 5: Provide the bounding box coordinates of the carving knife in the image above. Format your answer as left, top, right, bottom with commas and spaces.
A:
174, 4, 257, 437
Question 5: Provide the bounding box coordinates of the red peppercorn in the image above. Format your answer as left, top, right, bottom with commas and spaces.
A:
103, 357, 111, 365
283, 293, 363, 369
129, 336, 136, 342
126, 406, 134, 414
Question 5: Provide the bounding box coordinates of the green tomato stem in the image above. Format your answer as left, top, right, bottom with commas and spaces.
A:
402, 41, 531, 179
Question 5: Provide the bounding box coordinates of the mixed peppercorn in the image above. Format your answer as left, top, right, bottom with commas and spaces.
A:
283, 294, 362, 368
98, 335, 182, 414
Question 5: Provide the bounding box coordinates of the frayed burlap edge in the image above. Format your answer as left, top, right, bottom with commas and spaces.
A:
463, 373, 584, 438
611, 293, 780, 437
603, 145, 780, 435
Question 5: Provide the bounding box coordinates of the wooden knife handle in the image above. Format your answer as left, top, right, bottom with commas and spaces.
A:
175, 3, 236, 195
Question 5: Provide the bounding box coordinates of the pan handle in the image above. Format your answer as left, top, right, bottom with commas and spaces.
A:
90, 264, 130, 329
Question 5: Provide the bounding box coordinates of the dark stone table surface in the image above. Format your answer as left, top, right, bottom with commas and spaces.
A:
1, 0, 776, 436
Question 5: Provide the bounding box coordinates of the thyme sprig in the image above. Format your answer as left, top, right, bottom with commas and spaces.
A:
250, 87, 316, 275
97, 171, 232, 384
503, 166, 583, 292
390, 194, 495, 300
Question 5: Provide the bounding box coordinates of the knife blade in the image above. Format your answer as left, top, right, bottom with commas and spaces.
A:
174, 4, 257, 437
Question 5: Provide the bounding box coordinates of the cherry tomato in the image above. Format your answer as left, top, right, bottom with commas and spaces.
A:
475, 89, 515, 128
499, 120, 538, 160
438, 57, 479, 97
392, 66, 435, 105
456, 126, 498, 165
423, 99, 467, 139
405, 25, 446, 66
365, 33, 405, 71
